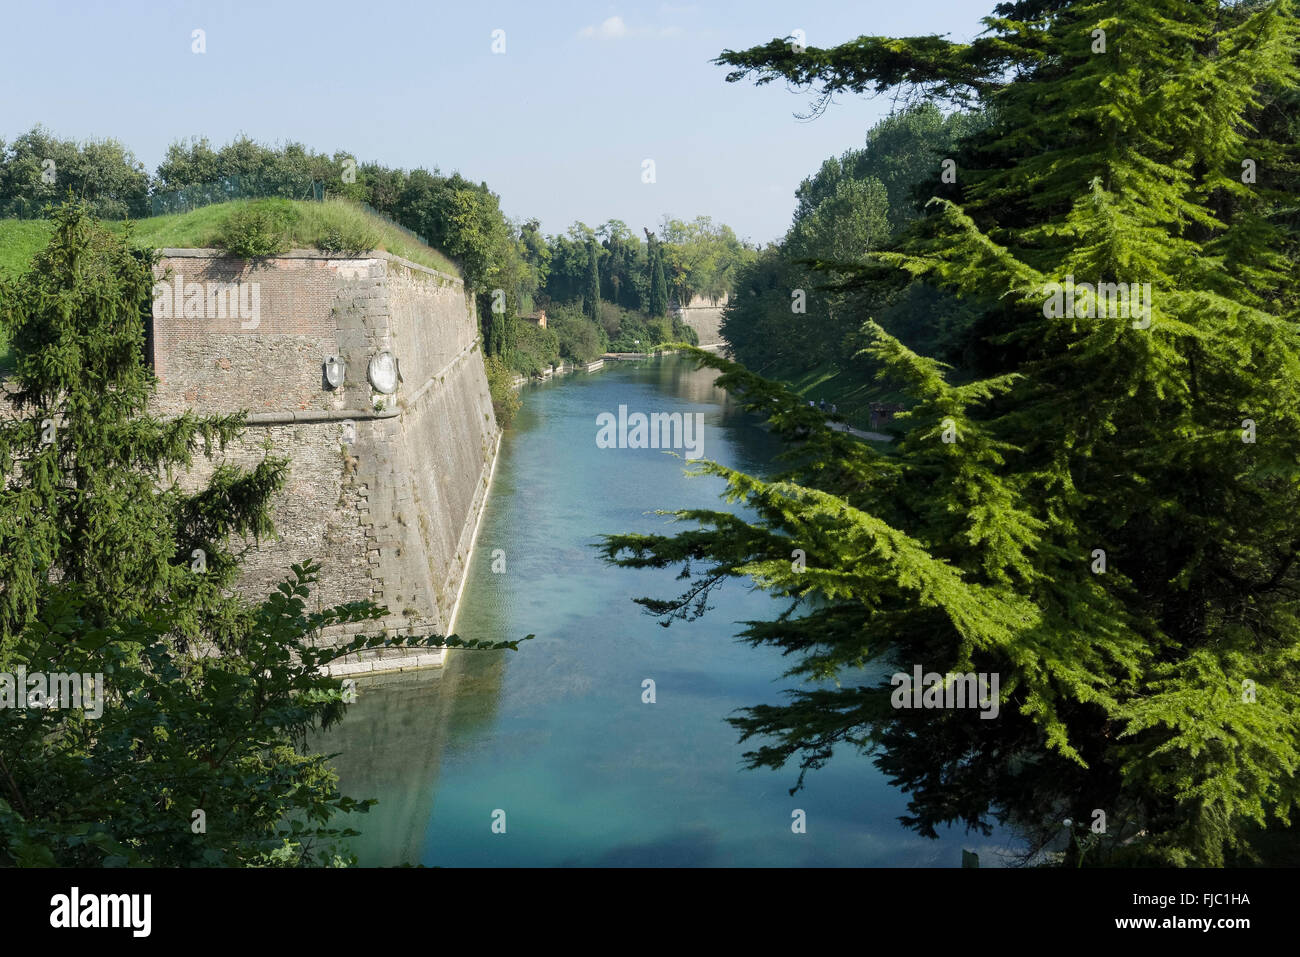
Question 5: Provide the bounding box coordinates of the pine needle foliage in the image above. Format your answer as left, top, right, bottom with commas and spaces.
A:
0, 203, 527, 864
0, 202, 280, 651
608, 1, 1300, 865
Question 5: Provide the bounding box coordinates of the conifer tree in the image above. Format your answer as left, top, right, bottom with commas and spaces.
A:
0, 202, 282, 651
584, 239, 601, 322
653, 261, 668, 318
0, 204, 526, 865
646, 231, 669, 317
605, 0, 1300, 865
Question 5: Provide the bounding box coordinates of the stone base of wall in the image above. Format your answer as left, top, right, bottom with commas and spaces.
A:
325, 648, 447, 679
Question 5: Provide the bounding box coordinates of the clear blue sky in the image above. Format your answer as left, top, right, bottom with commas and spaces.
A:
0, 0, 987, 245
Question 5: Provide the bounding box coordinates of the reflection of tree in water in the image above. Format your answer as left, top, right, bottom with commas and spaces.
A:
319, 648, 507, 866
870, 703, 1111, 867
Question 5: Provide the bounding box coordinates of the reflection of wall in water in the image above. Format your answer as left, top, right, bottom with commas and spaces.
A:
321, 648, 507, 866
651, 357, 732, 407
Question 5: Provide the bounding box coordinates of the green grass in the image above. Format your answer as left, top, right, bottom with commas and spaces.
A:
0, 199, 458, 277
0, 200, 461, 368
0, 220, 57, 367
0, 219, 56, 280
782, 364, 906, 433
129, 199, 459, 276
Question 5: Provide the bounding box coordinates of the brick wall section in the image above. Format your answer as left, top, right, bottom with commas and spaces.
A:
150, 250, 498, 674
152, 252, 359, 415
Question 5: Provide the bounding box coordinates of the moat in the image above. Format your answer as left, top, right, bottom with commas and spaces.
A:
318, 356, 1017, 866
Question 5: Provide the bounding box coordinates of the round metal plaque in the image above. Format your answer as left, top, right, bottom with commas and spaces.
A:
368, 351, 398, 394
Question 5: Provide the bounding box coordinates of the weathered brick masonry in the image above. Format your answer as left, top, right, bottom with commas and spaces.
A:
150, 249, 499, 675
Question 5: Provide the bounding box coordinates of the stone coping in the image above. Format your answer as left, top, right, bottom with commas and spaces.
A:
157, 247, 463, 286
244, 408, 401, 425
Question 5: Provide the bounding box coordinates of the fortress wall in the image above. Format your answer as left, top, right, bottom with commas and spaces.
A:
368, 262, 498, 642
678, 292, 727, 347
151, 253, 360, 416
149, 249, 498, 674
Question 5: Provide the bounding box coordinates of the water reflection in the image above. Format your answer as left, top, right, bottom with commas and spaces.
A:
317, 650, 507, 866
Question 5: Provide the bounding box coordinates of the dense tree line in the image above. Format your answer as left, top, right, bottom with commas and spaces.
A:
536, 217, 751, 319
0, 127, 150, 220
721, 103, 986, 389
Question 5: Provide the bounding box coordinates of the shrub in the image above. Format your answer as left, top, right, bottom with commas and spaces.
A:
217, 199, 298, 257
316, 221, 379, 256
609, 311, 653, 352
671, 314, 699, 347
509, 321, 560, 376
547, 303, 607, 363
592, 301, 688, 352
483, 353, 520, 428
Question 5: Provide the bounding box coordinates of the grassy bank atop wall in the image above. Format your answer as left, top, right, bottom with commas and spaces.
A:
0, 219, 56, 279
129, 199, 459, 276
0, 199, 461, 367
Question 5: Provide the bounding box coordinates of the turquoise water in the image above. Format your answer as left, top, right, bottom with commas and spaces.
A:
320, 356, 1017, 866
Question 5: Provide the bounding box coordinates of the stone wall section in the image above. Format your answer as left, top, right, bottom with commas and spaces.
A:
677, 292, 727, 347
149, 249, 498, 674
